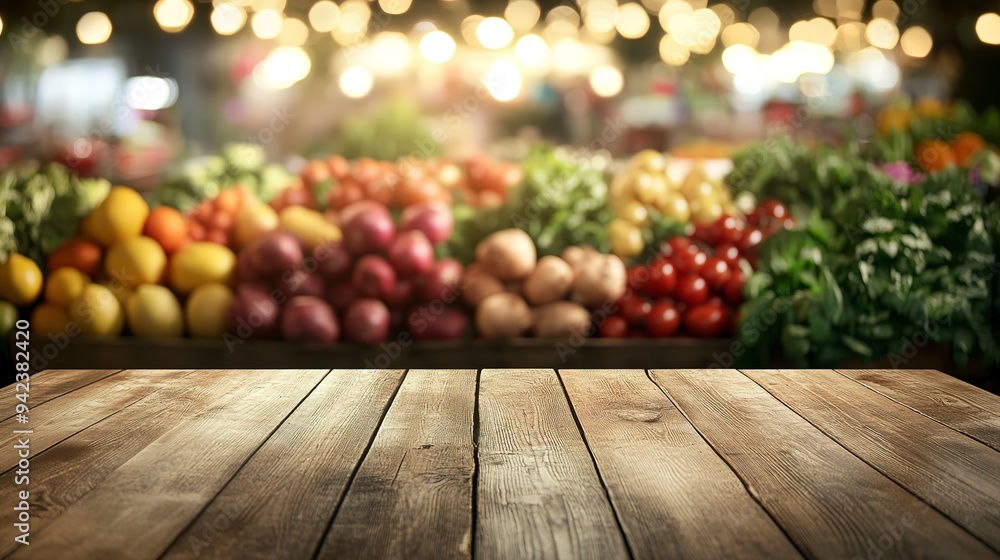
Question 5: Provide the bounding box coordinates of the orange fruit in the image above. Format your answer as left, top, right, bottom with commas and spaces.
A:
214, 189, 242, 215
47, 237, 102, 277
143, 206, 188, 254
915, 140, 956, 172
951, 132, 986, 166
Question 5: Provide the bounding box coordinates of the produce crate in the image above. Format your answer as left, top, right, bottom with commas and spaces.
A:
37, 337, 736, 370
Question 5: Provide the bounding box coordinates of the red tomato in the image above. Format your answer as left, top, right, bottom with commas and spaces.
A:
673, 250, 707, 277
627, 266, 649, 293
599, 316, 630, 338
645, 302, 681, 337
710, 215, 743, 246
327, 155, 351, 181
691, 222, 718, 246
618, 294, 653, 327
646, 260, 677, 297
662, 236, 698, 258
723, 271, 746, 306
700, 257, 732, 291
715, 243, 742, 268
737, 228, 764, 254
327, 181, 365, 211
759, 200, 788, 220
675, 275, 709, 307
684, 304, 730, 337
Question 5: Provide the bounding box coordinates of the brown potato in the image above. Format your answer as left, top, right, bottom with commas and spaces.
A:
523, 255, 574, 305
532, 301, 591, 338
475, 229, 536, 280
571, 253, 627, 308
475, 293, 532, 339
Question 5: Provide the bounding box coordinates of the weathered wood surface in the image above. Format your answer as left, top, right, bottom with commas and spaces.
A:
477, 369, 628, 560
837, 369, 1000, 451
7, 368, 999, 559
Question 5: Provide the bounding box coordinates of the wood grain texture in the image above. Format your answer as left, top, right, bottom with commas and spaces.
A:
3, 370, 122, 420
745, 369, 1000, 551
317, 369, 476, 560
161, 370, 405, 560
651, 369, 998, 560
0, 369, 194, 473
837, 369, 1000, 451
0, 368, 261, 558
561, 369, 801, 560
11, 369, 330, 560
477, 369, 629, 560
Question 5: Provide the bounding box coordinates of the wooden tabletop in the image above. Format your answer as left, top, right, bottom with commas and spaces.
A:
3, 369, 999, 560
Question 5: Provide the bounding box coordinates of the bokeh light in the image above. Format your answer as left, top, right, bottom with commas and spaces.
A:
77, 12, 113, 44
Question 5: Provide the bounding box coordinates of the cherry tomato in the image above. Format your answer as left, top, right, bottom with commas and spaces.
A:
700, 257, 732, 291
599, 316, 630, 338
691, 222, 718, 246
673, 249, 707, 277
737, 228, 764, 254
759, 200, 788, 220
618, 294, 653, 327
646, 260, 677, 297
627, 266, 649, 294
684, 304, 730, 337
662, 236, 699, 259
675, 275, 709, 307
710, 215, 743, 246
645, 302, 681, 337
723, 271, 746, 306
715, 243, 742, 269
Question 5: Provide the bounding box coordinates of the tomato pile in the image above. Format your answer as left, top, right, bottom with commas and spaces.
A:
600, 200, 791, 339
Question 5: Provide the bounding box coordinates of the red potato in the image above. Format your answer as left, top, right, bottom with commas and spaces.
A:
352, 255, 397, 299
400, 200, 454, 245
314, 243, 353, 282
342, 202, 396, 256
327, 281, 357, 314
407, 307, 469, 341
236, 250, 264, 284
280, 269, 326, 298
388, 230, 435, 278
413, 258, 463, 302
343, 298, 391, 344
280, 296, 339, 343
226, 286, 281, 340
383, 279, 414, 309
248, 231, 304, 278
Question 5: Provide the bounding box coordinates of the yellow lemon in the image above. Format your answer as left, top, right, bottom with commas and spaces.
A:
105, 236, 167, 290
0, 254, 43, 306
126, 284, 184, 338
185, 283, 235, 338
31, 304, 71, 337
44, 267, 91, 308
81, 186, 150, 247
70, 284, 124, 336
169, 242, 236, 295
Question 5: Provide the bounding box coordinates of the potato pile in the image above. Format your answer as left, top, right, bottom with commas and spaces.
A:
463, 229, 627, 339
607, 150, 738, 259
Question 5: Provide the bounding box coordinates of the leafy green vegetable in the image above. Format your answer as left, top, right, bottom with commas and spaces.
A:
0, 164, 109, 267
149, 144, 292, 211
444, 146, 612, 263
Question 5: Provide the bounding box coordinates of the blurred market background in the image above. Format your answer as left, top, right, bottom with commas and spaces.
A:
2, 0, 1000, 179
2, 0, 1000, 383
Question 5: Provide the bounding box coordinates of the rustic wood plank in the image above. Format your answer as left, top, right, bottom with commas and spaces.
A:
476, 369, 629, 560
160, 370, 405, 560
561, 369, 801, 559
2, 370, 123, 421
317, 369, 476, 560
0, 369, 289, 558
0, 369, 196, 473
745, 369, 1000, 552
651, 369, 998, 560
837, 369, 1000, 451
10, 369, 330, 560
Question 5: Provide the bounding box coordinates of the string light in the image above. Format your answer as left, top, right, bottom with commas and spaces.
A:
154, 0, 194, 33
77, 12, 113, 44
590, 65, 624, 97
419, 31, 456, 64
252, 9, 283, 39
900, 26, 932, 57
308, 1, 340, 32
340, 66, 374, 98
477, 17, 514, 49
212, 2, 247, 35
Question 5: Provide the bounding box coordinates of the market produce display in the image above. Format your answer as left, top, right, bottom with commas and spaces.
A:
607, 150, 739, 259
